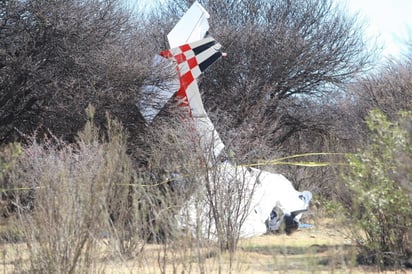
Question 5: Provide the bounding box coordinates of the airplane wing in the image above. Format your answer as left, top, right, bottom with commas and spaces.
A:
139, 55, 180, 123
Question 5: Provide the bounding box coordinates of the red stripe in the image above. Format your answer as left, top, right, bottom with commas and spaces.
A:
176, 72, 194, 114
187, 57, 198, 69
160, 49, 173, 58
179, 44, 191, 52
180, 71, 194, 89
174, 53, 186, 64
176, 87, 189, 104
158, 46, 195, 116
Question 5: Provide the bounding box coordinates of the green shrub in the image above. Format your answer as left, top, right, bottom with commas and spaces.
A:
342, 109, 412, 269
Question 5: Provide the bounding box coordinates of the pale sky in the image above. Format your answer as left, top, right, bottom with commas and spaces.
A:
344, 0, 412, 59
133, 0, 412, 60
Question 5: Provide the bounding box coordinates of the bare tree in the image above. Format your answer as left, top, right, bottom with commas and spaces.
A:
150, 0, 371, 165
349, 58, 412, 124
0, 0, 148, 149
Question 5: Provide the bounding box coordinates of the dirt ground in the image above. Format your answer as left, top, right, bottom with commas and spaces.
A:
99, 218, 412, 273
1, 217, 411, 273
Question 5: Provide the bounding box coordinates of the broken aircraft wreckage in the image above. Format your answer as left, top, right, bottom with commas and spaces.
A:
139, 1, 312, 238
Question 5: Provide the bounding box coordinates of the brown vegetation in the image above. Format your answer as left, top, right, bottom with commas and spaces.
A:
1, 0, 412, 272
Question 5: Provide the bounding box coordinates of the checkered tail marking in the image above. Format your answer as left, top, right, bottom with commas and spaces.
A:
159, 37, 223, 110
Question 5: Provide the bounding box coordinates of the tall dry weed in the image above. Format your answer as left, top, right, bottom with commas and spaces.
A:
9, 108, 136, 273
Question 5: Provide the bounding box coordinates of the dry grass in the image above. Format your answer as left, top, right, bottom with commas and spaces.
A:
1, 114, 411, 273
3, 218, 410, 273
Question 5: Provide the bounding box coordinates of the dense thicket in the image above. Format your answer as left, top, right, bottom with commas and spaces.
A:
149, 0, 371, 162
142, 0, 373, 198
1, 0, 376, 200
1, 0, 412, 270
0, 0, 148, 148
350, 57, 412, 123
1, 0, 373, 162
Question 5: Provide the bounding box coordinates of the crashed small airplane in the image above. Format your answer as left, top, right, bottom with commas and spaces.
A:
139, 1, 312, 238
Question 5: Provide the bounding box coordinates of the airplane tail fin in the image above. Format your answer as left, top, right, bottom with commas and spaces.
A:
164, 37, 225, 158
139, 36, 223, 122
138, 1, 225, 158
167, 1, 210, 48
139, 37, 225, 157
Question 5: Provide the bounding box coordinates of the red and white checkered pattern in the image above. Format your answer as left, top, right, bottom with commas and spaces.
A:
158, 36, 225, 157
159, 37, 222, 109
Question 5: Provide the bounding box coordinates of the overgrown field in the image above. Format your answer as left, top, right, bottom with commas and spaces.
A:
2, 217, 409, 273
0, 108, 411, 273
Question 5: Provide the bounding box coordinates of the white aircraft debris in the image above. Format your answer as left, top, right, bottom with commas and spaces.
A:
139, 1, 312, 238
